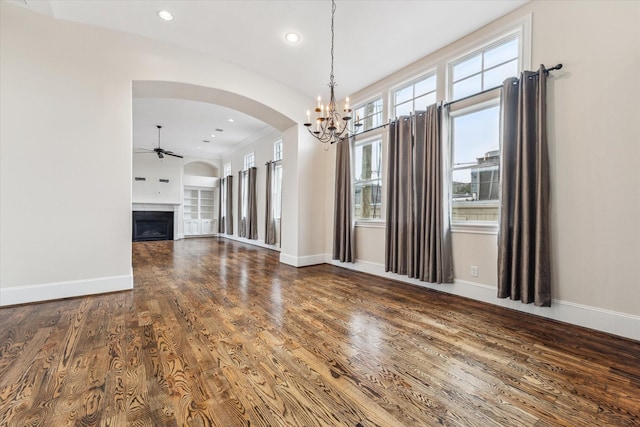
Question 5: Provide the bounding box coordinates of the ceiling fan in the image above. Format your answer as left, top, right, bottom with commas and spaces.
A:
138, 125, 183, 159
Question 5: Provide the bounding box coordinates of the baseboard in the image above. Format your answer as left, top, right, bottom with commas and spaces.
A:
0, 271, 133, 307
218, 234, 281, 252
326, 256, 640, 342
280, 252, 326, 267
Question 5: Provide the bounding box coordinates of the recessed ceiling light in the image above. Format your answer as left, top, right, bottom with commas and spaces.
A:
285, 32, 301, 44
209, 134, 216, 138
228, 118, 234, 123
197, 146, 202, 149
157, 10, 173, 21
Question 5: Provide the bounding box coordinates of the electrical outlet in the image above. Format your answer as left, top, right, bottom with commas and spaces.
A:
470, 265, 479, 277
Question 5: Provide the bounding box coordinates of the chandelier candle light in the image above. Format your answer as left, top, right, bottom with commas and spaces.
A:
304, 0, 361, 144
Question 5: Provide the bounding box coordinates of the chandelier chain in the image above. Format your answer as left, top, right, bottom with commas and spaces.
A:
329, 0, 335, 86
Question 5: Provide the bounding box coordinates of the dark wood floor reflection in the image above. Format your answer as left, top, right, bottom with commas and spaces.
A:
1, 238, 639, 426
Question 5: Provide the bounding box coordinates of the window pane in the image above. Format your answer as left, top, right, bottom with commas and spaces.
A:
395, 85, 413, 105
395, 101, 412, 118
414, 93, 437, 111
484, 59, 518, 89
484, 38, 518, 69
453, 106, 499, 164
452, 75, 482, 100
452, 105, 500, 222
414, 75, 436, 96
354, 138, 382, 220
453, 54, 482, 81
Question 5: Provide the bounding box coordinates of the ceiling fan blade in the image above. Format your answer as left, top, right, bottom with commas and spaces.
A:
164, 152, 183, 158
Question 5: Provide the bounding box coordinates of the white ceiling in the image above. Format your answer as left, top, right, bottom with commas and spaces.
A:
14, 0, 529, 159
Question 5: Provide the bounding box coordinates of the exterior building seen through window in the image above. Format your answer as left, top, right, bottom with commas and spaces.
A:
354, 137, 382, 220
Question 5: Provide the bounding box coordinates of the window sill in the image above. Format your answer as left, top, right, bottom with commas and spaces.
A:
451, 221, 498, 235
355, 220, 385, 229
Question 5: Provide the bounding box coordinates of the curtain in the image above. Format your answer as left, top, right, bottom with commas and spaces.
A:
225, 175, 233, 235
332, 137, 355, 262
218, 177, 225, 234
247, 167, 258, 240
238, 171, 247, 238
412, 105, 454, 283
385, 107, 453, 284
498, 65, 551, 306
385, 117, 413, 275
265, 161, 277, 245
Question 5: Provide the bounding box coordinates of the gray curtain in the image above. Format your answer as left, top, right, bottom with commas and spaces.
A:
225, 175, 233, 235
265, 161, 277, 245
386, 108, 453, 284
412, 105, 454, 283
218, 177, 225, 234
385, 117, 413, 275
498, 65, 551, 306
247, 167, 258, 240
238, 171, 246, 238
332, 137, 355, 262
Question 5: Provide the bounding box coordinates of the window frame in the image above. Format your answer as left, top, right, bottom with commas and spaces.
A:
273, 163, 283, 220
223, 163, 231, 177
353, 96, 383, 135
448, 92, 501, 231
445, 18, 530, 234
352, 135, 384, 222
244, 152, 255, 170
274, 140, 283, 161
390, 71, 437, 119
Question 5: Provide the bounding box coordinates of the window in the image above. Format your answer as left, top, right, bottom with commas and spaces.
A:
274, 140, 282, 161
449, 35, 519, 100
393, 73, 436, 118
223, 163, 231, 177
450, 102, 500, 222
274, 164, 282, 219
353, 97, 383, 134
244, 152, 254, 170
447, 29, 525, 225
354, 137, 382, 220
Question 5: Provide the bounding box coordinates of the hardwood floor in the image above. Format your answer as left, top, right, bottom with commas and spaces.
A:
1, 238, 639, 426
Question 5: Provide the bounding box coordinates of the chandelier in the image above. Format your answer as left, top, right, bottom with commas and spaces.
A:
304, 0, 361, 144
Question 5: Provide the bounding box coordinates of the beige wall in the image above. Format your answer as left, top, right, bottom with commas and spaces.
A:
326, 0, 640, 318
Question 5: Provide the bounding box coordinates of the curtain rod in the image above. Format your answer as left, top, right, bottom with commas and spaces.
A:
351, 63, 563, 138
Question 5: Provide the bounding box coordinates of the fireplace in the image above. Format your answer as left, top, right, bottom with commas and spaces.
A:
132, 211, 174, 242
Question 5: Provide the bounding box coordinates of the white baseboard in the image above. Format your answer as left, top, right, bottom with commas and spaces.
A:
280, 252, 326, 267
326, 255, 640, 342
0, 271, 133, 307
218, 234, 281, 252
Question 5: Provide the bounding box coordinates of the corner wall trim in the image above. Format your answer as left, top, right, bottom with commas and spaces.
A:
326, 255, 640, 342
218, 234, 281, 252
0, 272, 133, 307
280, 253, 326, 267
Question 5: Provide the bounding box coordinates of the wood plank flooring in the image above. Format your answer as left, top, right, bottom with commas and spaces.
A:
1, 237, 639, 426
